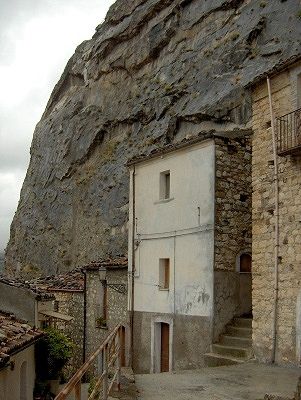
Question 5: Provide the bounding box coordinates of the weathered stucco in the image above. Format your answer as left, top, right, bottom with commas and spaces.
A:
133, 311, 211, 373
0, 346, 36, 400
131, 140, 215, 318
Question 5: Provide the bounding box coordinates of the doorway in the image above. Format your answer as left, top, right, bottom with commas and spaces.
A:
238, 252, 252, 315
151, 320, 172, 373
160, 323, 170, 372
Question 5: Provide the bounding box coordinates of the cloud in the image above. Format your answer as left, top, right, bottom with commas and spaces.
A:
0, 0, 116, 250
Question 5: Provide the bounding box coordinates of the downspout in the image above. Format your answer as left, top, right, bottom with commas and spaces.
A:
83, 270, 87, 365
267, 76, 279, 364
130, 166, 136, 368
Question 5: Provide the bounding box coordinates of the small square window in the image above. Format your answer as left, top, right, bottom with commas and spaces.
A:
159, 258, 170, 290
160, 170, 170, 200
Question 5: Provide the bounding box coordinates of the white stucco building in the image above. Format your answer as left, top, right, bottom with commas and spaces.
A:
128, 134, 252, 373
0, 312, 43, 400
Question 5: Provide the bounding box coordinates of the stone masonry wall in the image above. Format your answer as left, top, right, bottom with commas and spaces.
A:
85, 268, 128, 373
252, 62, 301, 365
214, 136, 252, 340
52, 291, 84, 379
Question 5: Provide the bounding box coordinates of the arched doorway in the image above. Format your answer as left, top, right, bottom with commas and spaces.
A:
237, 252, 252, 316
20, 361, 27, 400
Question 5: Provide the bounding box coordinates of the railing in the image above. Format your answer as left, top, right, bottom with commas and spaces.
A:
55, 324, 124, 400
276, 107, 301, 156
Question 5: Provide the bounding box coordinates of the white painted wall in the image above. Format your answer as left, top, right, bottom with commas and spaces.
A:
128, 140, 215, 317
0, 345, 36, 400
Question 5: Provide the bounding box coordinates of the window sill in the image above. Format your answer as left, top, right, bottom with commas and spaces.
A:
154, 197, 174, 205
158, 288, 170, 291
96, 325, 108, 330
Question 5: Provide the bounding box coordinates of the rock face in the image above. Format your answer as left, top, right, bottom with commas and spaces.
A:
5, 0, 301, 276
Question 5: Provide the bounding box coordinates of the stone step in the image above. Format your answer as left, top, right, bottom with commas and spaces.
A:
212, 344, 251, 358
204, 352, 245, 367
226, 325, 252, 338
232, 317, 252, 328
220, 335, 252, 348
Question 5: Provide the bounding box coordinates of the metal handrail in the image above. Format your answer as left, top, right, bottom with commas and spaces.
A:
276, 107, 301, 156
55, 324, 124, 400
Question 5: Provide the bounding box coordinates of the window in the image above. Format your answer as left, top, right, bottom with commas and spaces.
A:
160, 170, 170, 200
54, 300, 59, 312
240, 253, 252, 273
159, 258, 170, 289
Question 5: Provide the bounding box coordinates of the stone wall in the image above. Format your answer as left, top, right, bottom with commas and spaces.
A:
85, 267, 128, 372
133, 311, 211, 373
213, 136, 252, 340
252, 61, 301, 365
52, 291, 84, 378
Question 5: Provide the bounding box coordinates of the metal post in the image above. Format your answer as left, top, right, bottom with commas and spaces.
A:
75, 381, 81, 400
117, 328, 121, 391
103, 345, 108, 400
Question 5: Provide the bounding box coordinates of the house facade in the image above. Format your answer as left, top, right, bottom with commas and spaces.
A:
128, 135, 252, 373
251, 59, 301, 366
0, 312, 43, 400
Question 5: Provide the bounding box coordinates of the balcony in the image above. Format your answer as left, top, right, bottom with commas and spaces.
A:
276, 108, 301, 156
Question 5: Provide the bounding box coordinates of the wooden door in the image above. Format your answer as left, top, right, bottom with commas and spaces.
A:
160, 323, 169, 372
121, 326, 126, 367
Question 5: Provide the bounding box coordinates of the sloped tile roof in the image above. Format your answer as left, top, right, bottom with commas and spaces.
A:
0, 275, 54, 300
33, 269, 84, 292
82, 256, 128, 271
0, 312, 44, 367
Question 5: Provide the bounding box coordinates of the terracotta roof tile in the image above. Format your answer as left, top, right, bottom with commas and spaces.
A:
82, 256, 128, 271
33, 269, 84, 292
0, 275, 54, 300
0, 312, 44, 367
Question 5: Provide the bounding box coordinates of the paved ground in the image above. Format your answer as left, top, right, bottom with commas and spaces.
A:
135, 363, 300, 400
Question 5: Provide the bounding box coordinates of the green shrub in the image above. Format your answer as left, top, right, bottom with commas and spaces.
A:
36, 327, 74, 380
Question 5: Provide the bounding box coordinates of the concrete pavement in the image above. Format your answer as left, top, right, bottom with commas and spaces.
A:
135, 363, 300, 400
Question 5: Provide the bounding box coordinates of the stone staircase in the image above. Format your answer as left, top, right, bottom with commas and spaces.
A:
205, 316, 253, 367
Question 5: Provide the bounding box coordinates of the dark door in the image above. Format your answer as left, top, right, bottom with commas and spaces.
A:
121, 326, 126, 367
160, 323, 169, 372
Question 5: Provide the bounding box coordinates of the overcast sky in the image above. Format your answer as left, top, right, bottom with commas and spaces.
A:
0, 0, 116, 252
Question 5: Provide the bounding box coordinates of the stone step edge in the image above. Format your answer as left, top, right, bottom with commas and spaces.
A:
204, 352, 246, 363
212, 344, 251, 352
221, 335, 252, 342
227, 325, 252, 332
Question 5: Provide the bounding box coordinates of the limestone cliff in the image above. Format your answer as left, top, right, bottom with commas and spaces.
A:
5, 0, 301, 276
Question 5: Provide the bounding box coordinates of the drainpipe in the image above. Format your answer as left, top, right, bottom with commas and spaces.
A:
130, 166, 136, 368
83, 269, 87, 366
267, 76, 279, 364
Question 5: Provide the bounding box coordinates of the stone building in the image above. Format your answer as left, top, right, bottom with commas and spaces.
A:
82, 257, 129, 368
251, 58, 301, 366
0, 311, 44, 400
128, 134, 252, 373
34, 270, 85, 378
33, 257, 129, 377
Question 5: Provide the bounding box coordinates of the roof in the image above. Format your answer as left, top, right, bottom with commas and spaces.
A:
82, 256, 128, 271
0, 275, 54, 300
33, 269, 84, 292
0, 311, 44, 368
39, 310, 74, 322
127, 132, 214, 167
